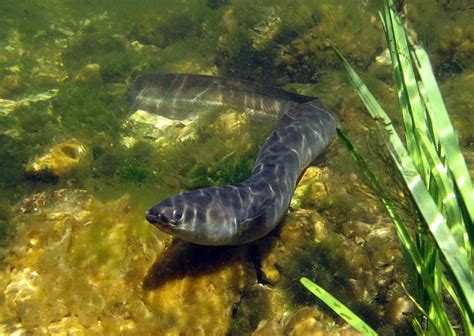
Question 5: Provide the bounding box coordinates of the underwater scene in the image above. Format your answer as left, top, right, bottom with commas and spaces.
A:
1, 0, 473, 334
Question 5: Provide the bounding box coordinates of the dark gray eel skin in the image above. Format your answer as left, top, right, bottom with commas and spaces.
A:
128, 73, 336, 246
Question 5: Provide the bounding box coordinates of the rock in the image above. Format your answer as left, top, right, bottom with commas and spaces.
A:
144, 244, 246, 334
438, 25, 474, 69
275, 3, 382, 81
1, 75, 23, 95
209, 111, 247, 135
0, 189, 251, 334
385, 295, 414, 327
1, 190, 161, 333
218, 9, 239, 55
250, 9, 282, 51
0, 90, 59, 117
25, 139, 92, 182
260, 209, 326, 285
291, 167, 331, 210
282, 307, 326, 335
252, 320, 283, 336
75, 63, 101, 82
123, 109, 195, 150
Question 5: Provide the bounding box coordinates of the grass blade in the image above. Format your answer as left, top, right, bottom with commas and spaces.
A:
381, 4, 430, 181
413, 46, 474, 249
416, 130, 465, 255
334, 30, 474, 327
300, 277, 378, 336
443, 276, 473, 335
333, 0, 473, 332
337, 129, 454, 334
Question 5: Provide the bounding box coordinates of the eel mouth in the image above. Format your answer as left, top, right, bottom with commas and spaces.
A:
146, 212, 179, 226
146, 212, 168, 225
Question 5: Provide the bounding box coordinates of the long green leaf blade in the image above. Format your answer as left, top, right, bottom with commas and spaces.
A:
334, 46, 473, 330
300, 277, 378, 336
413, 46, 474, 246
382, 4, 428, 178
416, 130, 465, 253
337, 129, 454, 334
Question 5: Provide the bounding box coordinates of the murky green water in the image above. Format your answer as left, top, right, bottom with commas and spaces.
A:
0, 0, 472, 334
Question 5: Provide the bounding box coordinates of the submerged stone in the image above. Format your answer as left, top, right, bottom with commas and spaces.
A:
75, 63, 102, 82
144, 241, 246, 334
0, 189, 251, 334
1, 75, 23, 95
25, 139, 92, 182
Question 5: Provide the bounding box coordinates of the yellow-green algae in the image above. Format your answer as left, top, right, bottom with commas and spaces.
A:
0, 190, 247, 334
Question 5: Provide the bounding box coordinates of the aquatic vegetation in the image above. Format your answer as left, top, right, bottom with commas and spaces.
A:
319, 0, 474, 334
0, 204, 13, 250
165, 111, 271, 188
276, 3, 382, 81
51, 80, 128, 140
185, 154, 254, 187
281, 240, 338, 307
0, 135, 29, 189
216, 0, 383, 85
301, 278, 378, 335
0, 0, 472, 334
404, 1, 474, 75
256, 203, 409, 333
1, 75, 23, 97
116, 164, 150, 183
439, 69, 474, 147
229, 285, 270, 334
94, 150, 127, 177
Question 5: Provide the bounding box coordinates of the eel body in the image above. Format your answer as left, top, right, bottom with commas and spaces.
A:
128, 73, 336, 246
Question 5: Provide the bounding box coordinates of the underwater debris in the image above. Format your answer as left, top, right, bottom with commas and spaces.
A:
123, 109, 195, 146
252, 320, 283, 335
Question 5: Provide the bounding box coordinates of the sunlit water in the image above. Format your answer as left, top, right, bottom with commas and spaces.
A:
0, 0, 472, 334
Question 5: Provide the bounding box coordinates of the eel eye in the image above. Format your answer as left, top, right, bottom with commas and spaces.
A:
172, 209, 183, 222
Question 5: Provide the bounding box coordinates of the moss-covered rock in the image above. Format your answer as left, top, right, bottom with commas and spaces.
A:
1, 75, 23, 96
1, 190, 160, 333
406, 1, 474, 74
25, 139, 92, 182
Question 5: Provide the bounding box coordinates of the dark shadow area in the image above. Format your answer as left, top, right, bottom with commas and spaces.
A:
142, 234, 281, 333
143, 239, 246, 290
229, 235, 280, 334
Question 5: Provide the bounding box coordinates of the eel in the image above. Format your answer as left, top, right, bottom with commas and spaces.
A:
128, 73, 336, 246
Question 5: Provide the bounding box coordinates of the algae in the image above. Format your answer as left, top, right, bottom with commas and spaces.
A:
0, 204, 13, 250
117, 165, 150, 184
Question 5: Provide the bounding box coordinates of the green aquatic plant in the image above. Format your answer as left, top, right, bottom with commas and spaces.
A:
116, 164, 150, 183
283, 240, 339, 307
0, 203, 13, 249
300, 278, 378, 336
302, 0, 474, 335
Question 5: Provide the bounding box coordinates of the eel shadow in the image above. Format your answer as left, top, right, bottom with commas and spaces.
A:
142, 239, 245, 290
